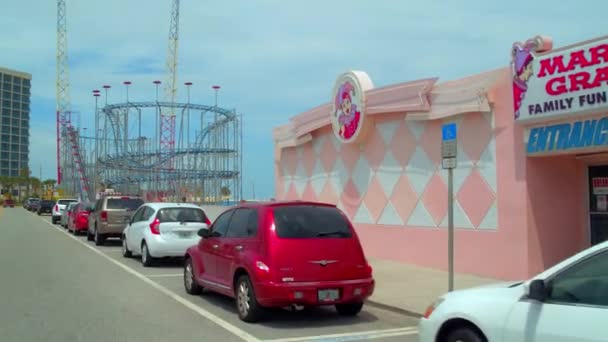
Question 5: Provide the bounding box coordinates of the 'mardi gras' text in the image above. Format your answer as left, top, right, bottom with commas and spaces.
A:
528, 43, 608, 116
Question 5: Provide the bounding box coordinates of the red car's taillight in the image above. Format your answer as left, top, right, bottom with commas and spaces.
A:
100, 210, 108, 222
205, 217, 211, 226
54, 205, 59, 212
150, 218, 160, 235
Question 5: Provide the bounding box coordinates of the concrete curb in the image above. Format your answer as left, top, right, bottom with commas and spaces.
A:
366, 300, 423, 318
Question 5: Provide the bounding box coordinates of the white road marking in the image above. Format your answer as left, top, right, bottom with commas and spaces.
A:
39, 218, 261, 342
146, 273, 183, 277
36, 214, 419, 342
262, 327, 418, 342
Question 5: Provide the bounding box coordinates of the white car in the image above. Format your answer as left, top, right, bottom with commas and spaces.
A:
418, 240, 608, 342
52, 198, 78, 224
60, 202, 79, 228
121, 203, 211, 267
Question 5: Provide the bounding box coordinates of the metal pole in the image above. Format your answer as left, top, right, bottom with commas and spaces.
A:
123, 81, 131, 194
448, 167, 454, 292
103, 86, 111, 174
212, 85, 220, 203
93, 91, 100, 196
185, 82, 192, 147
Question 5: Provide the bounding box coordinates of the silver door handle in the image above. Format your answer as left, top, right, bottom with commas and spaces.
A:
235, 245, 243, 251
212, 244, 219, 249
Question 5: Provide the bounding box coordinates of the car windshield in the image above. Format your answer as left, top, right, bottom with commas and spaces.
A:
157, 207, 208, 223
41, 201, 54, 206
272, 205, 352, 239
106, 198, 144, 210
80, 203, 94, 211
58, 199, 77, 205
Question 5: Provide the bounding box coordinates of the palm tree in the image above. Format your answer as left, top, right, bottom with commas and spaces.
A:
1, 176, 17, 198
43, 179, 56, 191
220, 186, 231, 198
29, 177, 41, 196
19, 168, 31, 199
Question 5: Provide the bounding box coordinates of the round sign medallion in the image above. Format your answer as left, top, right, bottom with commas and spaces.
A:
330, 71, 373, 144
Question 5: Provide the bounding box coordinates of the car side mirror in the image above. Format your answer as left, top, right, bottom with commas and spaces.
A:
527, 279, 548, 302
197, 228, 211, 238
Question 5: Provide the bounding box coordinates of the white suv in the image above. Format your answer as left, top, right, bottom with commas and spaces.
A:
52, 198, 78, 224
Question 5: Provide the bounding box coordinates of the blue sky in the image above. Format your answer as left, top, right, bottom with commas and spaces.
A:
1, 0, 605, 199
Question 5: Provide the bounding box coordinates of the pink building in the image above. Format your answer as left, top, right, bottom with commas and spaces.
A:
272, 35, 608, 280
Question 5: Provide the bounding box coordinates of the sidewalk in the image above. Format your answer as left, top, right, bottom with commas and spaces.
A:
366, 258, 500, 316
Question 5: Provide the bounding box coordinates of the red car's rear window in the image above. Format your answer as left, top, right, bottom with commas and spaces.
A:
272, 205, 352, 239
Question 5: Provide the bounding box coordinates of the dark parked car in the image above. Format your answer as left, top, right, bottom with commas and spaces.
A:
37, 200, 55, 215
3, 199, 15, 208
30, 201, 41, 213
25, 198, 40, 211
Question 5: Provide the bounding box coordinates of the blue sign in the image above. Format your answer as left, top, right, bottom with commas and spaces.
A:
442, 123, 457, 141
527, 117, 608, 154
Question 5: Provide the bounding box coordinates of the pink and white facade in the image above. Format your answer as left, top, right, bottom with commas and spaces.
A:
272, 35, 608, 280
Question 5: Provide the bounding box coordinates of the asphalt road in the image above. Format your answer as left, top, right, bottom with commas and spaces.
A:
0, 206, 420, 342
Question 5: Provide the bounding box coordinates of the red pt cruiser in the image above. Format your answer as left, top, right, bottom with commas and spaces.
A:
68, 202, 94, 235
184, 200, 375, 322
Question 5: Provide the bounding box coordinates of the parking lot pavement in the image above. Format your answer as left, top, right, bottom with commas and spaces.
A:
0, 207, 419, 342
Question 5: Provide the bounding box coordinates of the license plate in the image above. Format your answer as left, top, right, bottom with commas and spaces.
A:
177, 231, 191, 238
318, 289, 340, 302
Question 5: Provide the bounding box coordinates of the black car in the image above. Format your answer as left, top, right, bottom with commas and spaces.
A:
37, 200, 54, 215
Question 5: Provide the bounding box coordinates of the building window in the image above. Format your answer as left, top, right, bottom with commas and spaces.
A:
2, 90, 9, 99
1, 117, 8, 125
23, 79, 30, 87
12, 84, 20, 93
2, 99, 10, 108
21, 128, 27, 136
4, 75, 12, 83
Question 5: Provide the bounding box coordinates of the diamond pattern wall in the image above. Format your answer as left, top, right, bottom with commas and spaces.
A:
276, 111, 499, 230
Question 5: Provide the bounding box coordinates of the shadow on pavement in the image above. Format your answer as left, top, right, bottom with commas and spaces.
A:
198, 291, 379, 329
